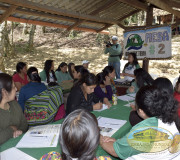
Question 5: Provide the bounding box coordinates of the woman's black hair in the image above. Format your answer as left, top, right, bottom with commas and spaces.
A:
134, 68, 154, 88
0, 73, 13, 103
16, 62, 26, 73
96, 72, 104, 86
153, 77, 173, 95
136, 85, 178, 124
27, 67, 41, 83
102, 66, 114, 77
68, 63, 75, 78
60, 109, 100, 160
74, 65, 89, 78
56, 62, 68, 72
75, 72, 97, 87
124, 52, 138, 70
44, 60, 57, 83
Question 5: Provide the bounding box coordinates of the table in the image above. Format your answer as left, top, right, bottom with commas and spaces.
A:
1, 100, 132, 160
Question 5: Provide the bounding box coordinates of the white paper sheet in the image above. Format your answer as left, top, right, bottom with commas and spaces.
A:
97, 117, 127, 137
114, 79, 127, 83
16, 124, 61, 148
1, 147, 37, 160
127, 93, 136, 98
95, 104, 108, 112
124, 101, 135, 107
117, 95, 135, 101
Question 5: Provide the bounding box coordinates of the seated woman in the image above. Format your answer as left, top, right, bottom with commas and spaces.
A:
40, 109, 112, 160
55, 62, 73, 84
100, 86, 179, 159
40, 60, 57, 84
18, 67, 47, 112
72, 65, 89, 82
0, 73, 28, 145
126, 68, 154, 94
68, 62, 75, 79
102, 66, 116, 94
129, 77, 174, 126
66, 73, 108, 115
121, 53, 140, 82
13, 62, 28, 91
94, 72, 113, 107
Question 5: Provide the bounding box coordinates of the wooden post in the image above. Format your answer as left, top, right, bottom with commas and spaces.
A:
142, 5, 153, 72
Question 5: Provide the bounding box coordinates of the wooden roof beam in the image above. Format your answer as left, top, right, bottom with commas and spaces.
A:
7, 16, 109, 34
162, 0, 180, 9
67, 1, 118, 31
0, 5, 107, 26
97, 9, 140, 32
0, 0, 119, 24
0, 5, 17, 23
117, 0, 148, 11
147, 0, 180, 18
96, 24, 112, 33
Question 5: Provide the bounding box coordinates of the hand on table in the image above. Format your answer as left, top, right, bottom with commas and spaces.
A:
129, 86, 135, 93
13, 130, 22, 138
130, 104, 136, 110
103, 98, 112, 108
100, 135, 116, 145
93, 102, 103, 110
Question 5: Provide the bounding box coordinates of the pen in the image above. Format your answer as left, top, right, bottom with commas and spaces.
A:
50, 134, 56, 146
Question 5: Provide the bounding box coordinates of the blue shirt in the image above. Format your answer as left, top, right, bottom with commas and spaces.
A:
18, 82, 47, 111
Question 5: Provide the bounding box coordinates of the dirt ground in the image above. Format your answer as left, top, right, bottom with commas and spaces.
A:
3, 25, 180, 83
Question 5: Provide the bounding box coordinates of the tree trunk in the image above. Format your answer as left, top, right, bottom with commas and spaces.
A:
42, 26, 46, 34
22, 23, 28, 35
28, 24, 36, 51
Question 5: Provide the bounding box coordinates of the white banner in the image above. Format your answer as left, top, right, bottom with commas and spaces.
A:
124, 26, 172, 60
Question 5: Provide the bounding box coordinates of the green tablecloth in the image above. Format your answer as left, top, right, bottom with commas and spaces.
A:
0, 100, 132, 160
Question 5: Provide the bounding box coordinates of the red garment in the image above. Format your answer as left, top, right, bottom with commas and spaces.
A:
13, 73, 29, 85
174, 92, 180, 118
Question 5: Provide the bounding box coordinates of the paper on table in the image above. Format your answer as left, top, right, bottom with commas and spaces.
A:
117, 95, 135, 101
16, 124, 61, 148
127, 93, 136, 98
114, 79, 127, 83
97, 117, 127, 137
124, 101, 135, 107
1, 147, 37, 160
95, 104, 108, 112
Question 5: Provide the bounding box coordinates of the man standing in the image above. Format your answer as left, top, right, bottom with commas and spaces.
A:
104, 36, 122, 79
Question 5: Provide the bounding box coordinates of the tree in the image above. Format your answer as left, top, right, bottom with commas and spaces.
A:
28, 24, 36, 51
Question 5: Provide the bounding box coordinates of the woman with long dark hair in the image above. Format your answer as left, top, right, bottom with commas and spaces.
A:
0, 73, 28, 145
55, 62, 73, 84
121, 53, 140, 82
127, 68, 154, 94
68, 62, 75, 79
72, 65, 89, 81
66, 73, 103, 115
13, 62, 28, 91
18, 67, 47, 112
100, 86, 179, 159
40, 60, 57, 84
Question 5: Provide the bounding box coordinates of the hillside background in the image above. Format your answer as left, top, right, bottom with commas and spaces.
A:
2, 23, 180, 82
